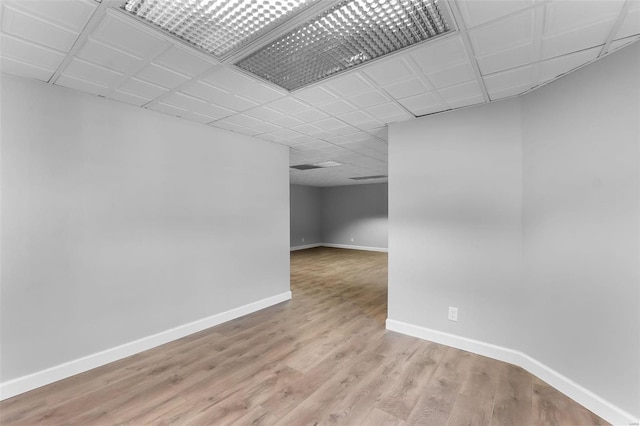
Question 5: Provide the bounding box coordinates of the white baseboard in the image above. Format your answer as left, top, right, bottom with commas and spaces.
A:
0, 291, 292, 401
386, 319, 639, 426
290, 243, 323, 251
320, 243, 388, 252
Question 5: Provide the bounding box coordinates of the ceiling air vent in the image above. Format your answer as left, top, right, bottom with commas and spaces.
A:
350, 175, 388, 181
291, 164, 323, 170
291, 160, 343, 170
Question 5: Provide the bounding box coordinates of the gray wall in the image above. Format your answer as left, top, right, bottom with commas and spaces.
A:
520, 44, 639, 416
290, 184, 322, 247
290, 183, 388, 250
388, 43, 639, 418
322, 183, 388, 249
0, 75, 290, 382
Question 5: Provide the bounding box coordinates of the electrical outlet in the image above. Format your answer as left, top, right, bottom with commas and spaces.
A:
448, 307, 458, 322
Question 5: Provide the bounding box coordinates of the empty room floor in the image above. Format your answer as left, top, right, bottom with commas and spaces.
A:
0, 247, 607, 425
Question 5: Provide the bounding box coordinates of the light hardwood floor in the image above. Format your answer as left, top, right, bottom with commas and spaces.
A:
0, 247, 608, 425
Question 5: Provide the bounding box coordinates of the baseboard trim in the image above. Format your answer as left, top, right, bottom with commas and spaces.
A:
0, 291, 292, 401
385, 319, 638, 426
290, 243, 323, 251
320, 243, 388, 252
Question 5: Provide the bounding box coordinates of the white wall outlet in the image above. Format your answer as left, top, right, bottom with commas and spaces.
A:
448, 307, 458, 322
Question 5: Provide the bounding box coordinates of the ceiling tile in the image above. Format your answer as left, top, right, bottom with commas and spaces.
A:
314, 117, 349, 131
349, 91, 389, 108
339, 110, 377, 126
0, 33, 66, 71
447, 95, 485, 109
108, 89, 151, 107
272, 115, 305, 127
5, 0, 96, 33
331, 124, 360, 136
77, 38, 143, 74
457, 0, 534, 28
63, 57, 123, 87
0, 55, 54, 81
468, 9, 534, 57
137, 63, 189, 89
363, 57, 414, 86
294, 85, 339, 105
383, 78, 428, 99
149, 101, 188, 118
212, 120, 260, 136
56, 74, 108, 96
163, 92, 235, 120
484, 65, 535, 93
267, 97, 309, 114
240, 82, 285, 104
397, 92, 447, 116
538, 45, 600, 83
220, 113, 267, 129
318, 100, 356, 115
476, 42, 535, 75
544, 1, 624, 36
119, 77, 168, 99
410, 36, 468, 74
488, 84, 533, 100
608, 36, 640, 53
366, 102, 413, 123
153, 46, 216, 77
323, 73, 373, 97
292, 108, 329, 122
292, 123, 324, 136
1, 4, 80, 52
615, 3, 640, 40
180, 81, 257, 111
428, 63, 476, 88
92, 13, 168, 59
438, 80, 483, 103
244, 106, 286, 122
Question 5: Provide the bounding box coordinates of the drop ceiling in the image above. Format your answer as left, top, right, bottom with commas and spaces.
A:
1, 0, 638, 187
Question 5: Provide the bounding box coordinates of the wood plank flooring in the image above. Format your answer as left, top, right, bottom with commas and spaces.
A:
0, 247, 608, 425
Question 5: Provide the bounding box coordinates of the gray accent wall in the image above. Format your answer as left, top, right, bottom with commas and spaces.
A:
290, 183, 388, 250
290, 184, 322, 247
322, 183, 388, 249
388, 43, 639, 418
0, 75, 290, 383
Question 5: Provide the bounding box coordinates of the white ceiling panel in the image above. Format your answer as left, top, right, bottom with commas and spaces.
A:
544, 1, 625, 36
363, 57, 414, 87
427, 62, 476, 88
366, 102, 413, 123
1, 4, 80, 52
457, 0, 534, 29
153, 46, 216, 77
63, 57, 123, 86
56, 74, 108, 96
77, 38, 143, 74
469, 9, 535, 57
538, 45, 601, 83
484, 65, 535, 93
318, 100, 356, 115
323, 73, 373, 97
438, 80, 484, 103
118, 76, 168, 99
0, 33, 66, 71
398, 92, 447, 116
608, 36, 640, 53
384, 78, 428, 99
268, 97, 310, 114
541, 23, 610, 60
349, 90, 390, 108
314, 117, 348, 131
5, 0, 96, 33
137, 63, 189, 89
180, 81, 257, 112
149, 101, 188, 118
108, 89, 151, 107
0, 55, 54, 81
331, 124, 360, 136
292, 108, 330, 122
447, 95, 485, 109
292, 123, 324, 136
163, 92, 235, 120
272, 115, 305, 127
614, 2, 640, 40
212, 120, 260, 136
410, 36, 469, 74
244, 106, 286, 122
294, 85, 340, 105
339, 110, 377, 126
476, 41, 535, 75
92, 13, 168, 59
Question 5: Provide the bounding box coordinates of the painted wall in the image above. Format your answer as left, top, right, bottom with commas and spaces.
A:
322, 183, 388, 250
0, 75, 290, 383
290, 184, 322, 248
388, 43, 640, 420
388, 99, 523, 348
521, 44, 640, 416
